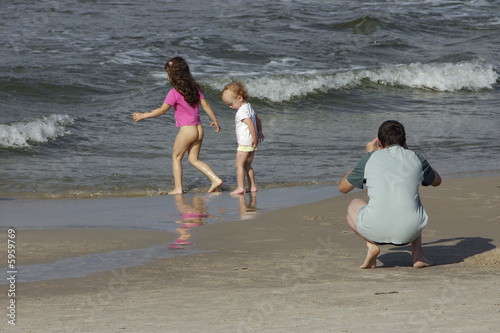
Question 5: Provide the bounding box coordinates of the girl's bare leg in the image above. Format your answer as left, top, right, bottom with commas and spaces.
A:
170, 127, 199, 194
347, 198, 380, 269
187, 125, 223, 193
232, 150, 249, 195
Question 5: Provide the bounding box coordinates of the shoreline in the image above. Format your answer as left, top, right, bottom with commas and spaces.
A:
1, 169, 498, 201
0, 183, 341, 231
2, 171, 499, 231
2, 175, 499, 332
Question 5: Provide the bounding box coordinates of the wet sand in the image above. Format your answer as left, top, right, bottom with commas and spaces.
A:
1, 176, 499, 332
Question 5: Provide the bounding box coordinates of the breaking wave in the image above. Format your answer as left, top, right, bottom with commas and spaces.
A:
202, 60, 498, 102
0, 114, 75, 148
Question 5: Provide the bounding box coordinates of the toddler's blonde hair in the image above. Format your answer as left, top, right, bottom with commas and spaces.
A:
223, 81, 249, 100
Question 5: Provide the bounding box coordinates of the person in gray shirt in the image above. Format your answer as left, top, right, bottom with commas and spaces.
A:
339, 120, 442, 269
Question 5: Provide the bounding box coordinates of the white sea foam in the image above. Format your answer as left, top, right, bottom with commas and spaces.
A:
202, 60, 498, 102
0, 114, 75, 148
356, 61, 498, 92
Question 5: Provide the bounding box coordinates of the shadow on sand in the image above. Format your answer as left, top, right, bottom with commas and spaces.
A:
377, 237, 496, 268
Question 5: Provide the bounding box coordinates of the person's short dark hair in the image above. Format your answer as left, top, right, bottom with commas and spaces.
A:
378, 120, 406, 147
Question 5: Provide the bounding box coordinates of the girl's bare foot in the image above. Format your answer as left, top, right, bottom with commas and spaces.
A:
361, 243, 380, 269
246, 186, 258, 192
208, 179, 223, 193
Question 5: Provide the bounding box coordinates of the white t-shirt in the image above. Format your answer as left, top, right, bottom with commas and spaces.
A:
235, 103, 257, 146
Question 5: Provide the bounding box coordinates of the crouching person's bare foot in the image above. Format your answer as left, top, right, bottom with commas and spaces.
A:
413, 257, 434, 268
361, 242, 380, 269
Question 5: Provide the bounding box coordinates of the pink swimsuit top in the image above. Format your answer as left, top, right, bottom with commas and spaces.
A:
164, 88, 203, 127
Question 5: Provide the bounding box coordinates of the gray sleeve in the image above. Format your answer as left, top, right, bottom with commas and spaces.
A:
347, 152, 372, 189
414, 151, 436, 186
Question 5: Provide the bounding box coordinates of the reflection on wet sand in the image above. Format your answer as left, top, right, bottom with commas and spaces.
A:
233, 192, 259, 220
169, 194, 226, 249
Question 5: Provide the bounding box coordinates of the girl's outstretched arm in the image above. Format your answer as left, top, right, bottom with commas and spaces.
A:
200, 99, 221, 132
132, 103, 171, 122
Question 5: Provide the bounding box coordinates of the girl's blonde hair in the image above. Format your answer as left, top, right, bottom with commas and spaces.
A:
223, 81, 248, 100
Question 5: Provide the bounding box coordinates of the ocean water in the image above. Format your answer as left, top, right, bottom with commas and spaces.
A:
1, 0, 499, 200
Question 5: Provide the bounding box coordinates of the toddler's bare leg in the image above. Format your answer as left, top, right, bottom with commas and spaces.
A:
244, 151, 257, 192
232, 150, 249, 194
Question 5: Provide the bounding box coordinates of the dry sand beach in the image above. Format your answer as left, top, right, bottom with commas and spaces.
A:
1, 176, 499, 332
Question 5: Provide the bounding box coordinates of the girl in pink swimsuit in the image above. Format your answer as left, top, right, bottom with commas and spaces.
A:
132, 57, 223, 194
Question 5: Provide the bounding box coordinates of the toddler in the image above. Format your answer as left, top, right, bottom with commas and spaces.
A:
222, 82, 264, 195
